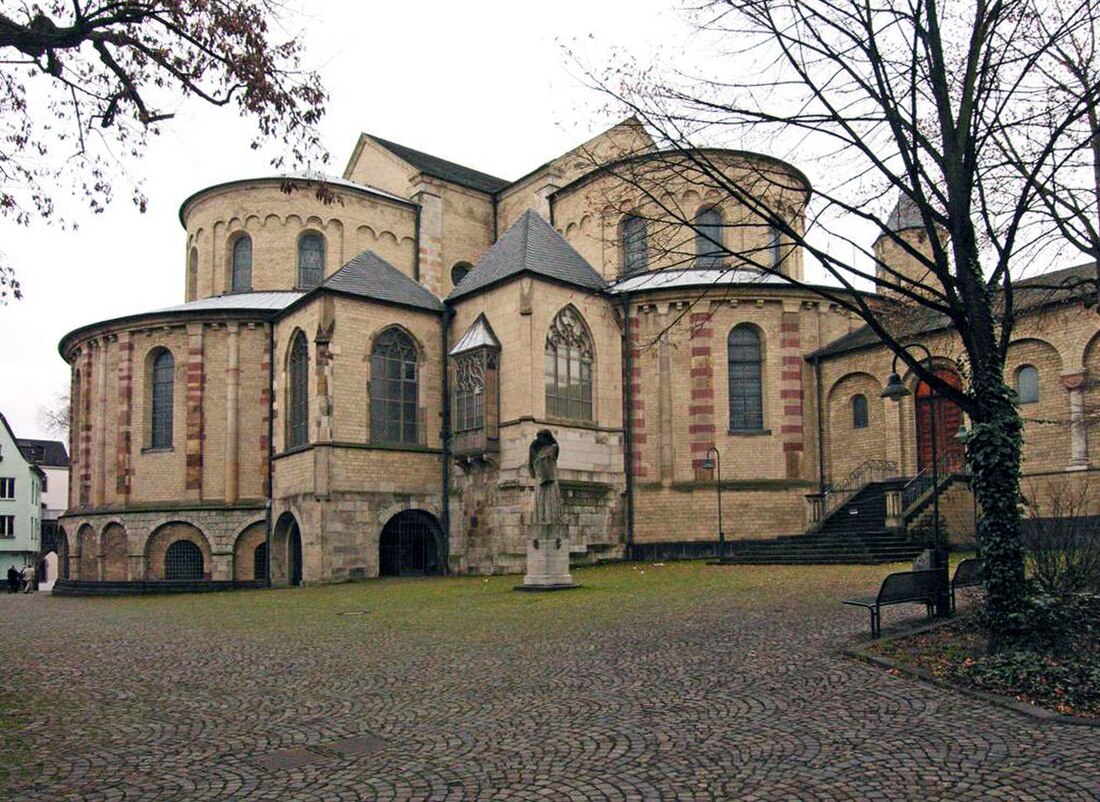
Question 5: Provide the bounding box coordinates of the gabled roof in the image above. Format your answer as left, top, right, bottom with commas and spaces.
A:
448, 209, 607, 300
886, 195, 924, 232
314, 250, 444, 312
450, 314, 500, 355
16, 439, 69, 468
369, 135, 510, 195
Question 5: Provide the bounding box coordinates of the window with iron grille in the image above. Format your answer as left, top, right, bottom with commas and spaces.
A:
545, 307, 594, 421
231, 235, 252, 292
1017, 364, 1039, 404
852, 394, 869, 428
287, 332, 309, 449
0, 477, 13, 499
253, 542, 268, 581
694, 208, 725, 268
150, 349, 175, 449
371, 329, 419, 444
622, 215, 648, 275
0, 515, 15, 537
165, 540, 203, 580
453, 352, 485, 432
728, 325, 763, 430
297, 233, 325, 288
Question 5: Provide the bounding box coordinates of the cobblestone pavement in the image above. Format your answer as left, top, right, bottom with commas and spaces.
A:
2, 564, 1098, 801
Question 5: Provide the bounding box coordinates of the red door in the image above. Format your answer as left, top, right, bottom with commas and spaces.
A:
916, 369, 965, 472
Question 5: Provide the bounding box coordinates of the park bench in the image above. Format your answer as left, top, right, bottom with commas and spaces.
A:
950, 558, 985, 613
842, 569, 941, 638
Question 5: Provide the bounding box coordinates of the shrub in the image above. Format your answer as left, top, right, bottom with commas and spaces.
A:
1022, 480, 1100, 596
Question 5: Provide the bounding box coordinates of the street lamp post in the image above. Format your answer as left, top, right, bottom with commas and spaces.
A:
880, 345, 951, 617
701, 447, 724, 559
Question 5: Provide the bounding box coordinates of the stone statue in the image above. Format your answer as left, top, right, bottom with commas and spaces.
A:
528, 428, 562, 525
516, 428, 577, 591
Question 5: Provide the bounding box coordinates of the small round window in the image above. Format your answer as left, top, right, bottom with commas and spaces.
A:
451, 262, 472, 286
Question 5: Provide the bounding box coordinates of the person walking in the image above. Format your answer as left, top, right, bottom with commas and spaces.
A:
21, 564, 35, 593
6, 565, 19, 593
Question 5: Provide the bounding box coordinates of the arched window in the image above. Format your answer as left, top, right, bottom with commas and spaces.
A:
287, 331, 309, 448
165, 540, 203, 580
231, 235, 252, 292
728, 325, 763, 431
150, 349, 175, 449
695, 208, 724, 267
451, 262, 472, 287
622, 215, 648, 275
371, 328, 419, 444
766, 225, 782, 268
1017, 364, 1039, 405
545, 307, 594, 421
297, 233, 325, 288
187, 247, 199, 300
852, 394, 869, 428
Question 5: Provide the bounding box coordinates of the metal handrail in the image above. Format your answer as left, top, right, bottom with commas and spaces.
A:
820, 459, 900, 520
901, 453, 967, 516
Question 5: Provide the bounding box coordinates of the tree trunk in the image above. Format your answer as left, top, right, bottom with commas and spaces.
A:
965, 359, 1028, 651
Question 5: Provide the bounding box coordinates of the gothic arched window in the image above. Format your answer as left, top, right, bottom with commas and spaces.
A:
231, 235, 252, 292
545, 307, 594, 421
728, 325, 763, 431
297, 233, 325, 288
150, 348, 175, 449
695, 208, 724, 268
371, 328, 419, 444
1017, 365, 1039, 405
852, 393, 869, 428
622, 215, 648, 275
287, 331, 309, 449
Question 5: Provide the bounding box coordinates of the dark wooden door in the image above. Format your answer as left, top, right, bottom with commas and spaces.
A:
916, 369, 965, 472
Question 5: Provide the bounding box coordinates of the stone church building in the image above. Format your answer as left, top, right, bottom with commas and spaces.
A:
55, 119, 1100, 586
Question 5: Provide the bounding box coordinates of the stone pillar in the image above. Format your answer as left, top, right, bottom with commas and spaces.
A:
115, 332, 133, 504
627, 310, 647, 482
412, 178, 444, 297
224, 323, 240, 504
657, 306, 673, 484
211, 551, 232, 581
79, 348, 93, 508
884, 488, 904, 531
1062, 371, 1090, 469
259, 327, 272, 493
519, 523, 575, 589
779, 305, 805, 479
184, 323, 205, 501
94, 339, 108, 507
688, 310, 716, 477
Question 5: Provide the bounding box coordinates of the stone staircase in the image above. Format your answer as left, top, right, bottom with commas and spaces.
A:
718, 481, 926, 565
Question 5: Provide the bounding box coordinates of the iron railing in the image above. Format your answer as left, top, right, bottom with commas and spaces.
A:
900, 452, 968, 516
820, 459, 900, 521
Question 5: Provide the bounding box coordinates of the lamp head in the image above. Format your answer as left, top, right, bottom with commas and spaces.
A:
700, 457, 714, 470
881, 372, 911, 401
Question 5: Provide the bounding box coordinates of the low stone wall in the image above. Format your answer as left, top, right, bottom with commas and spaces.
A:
52, 579, 265, 597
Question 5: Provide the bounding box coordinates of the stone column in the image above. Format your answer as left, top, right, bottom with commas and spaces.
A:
779, 304, 805, 479
688, 309, 716, 477
184, 323, 205, 501
115, 332, 133, 504
1062, 371, 1090, 469
224, 323, 240, 504
94, 339, 108, 507
657, 306, 673, 485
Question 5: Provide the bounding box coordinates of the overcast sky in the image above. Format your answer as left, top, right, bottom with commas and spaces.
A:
0, 0, 696, 441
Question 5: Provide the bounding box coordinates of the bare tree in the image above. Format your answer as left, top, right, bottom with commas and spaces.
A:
585, 0, 1099, 648
0, 1, 329, 301
37, 392, 69, 438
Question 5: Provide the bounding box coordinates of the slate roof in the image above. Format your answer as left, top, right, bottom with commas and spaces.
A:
610, 267, 788, 294
317, 251, 444, 312
369, 136, 510, 195
16, 439, 69, 468
450, 314, 500, 355
154, 292, 305, 314
808, 262, 1097, 360
886, 195, 924, 232
448, 210, 607, 300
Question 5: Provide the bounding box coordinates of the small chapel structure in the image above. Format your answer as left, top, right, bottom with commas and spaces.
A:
55, 118, 1100, 586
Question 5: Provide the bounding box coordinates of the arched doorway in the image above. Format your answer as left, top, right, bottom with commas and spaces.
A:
916, 369, 966, 473
272, 512, 304, 587
379, 510, 442, 577
232, 522, 267, 582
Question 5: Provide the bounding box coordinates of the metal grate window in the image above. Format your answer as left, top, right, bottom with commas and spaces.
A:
728, 325, 763, 430
253, 542, 268, 581
379, 511, 441, 576
287, 332, 309, 448
695, 208, 725, 268
371, 329, 418, 444
623, 215, 648, 275
232, 235, 252, 292
165, 540, 203, 580
151, 349, 175, 449
297, 234, 325, 288
545, 307, 593, 421
852, 394, 869, 428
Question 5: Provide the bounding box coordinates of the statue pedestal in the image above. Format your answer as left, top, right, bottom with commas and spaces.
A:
514, 523, 579, 591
